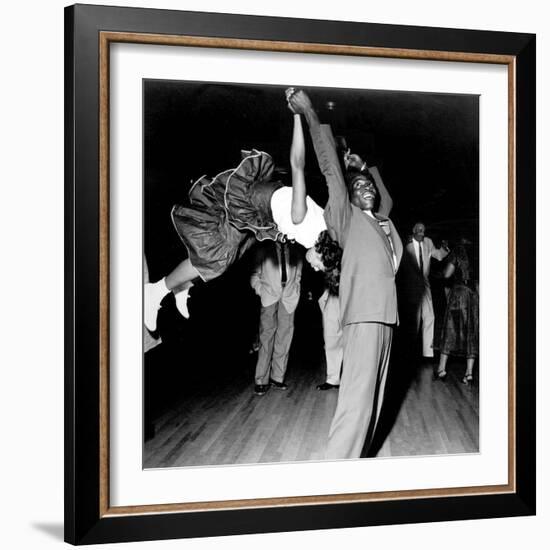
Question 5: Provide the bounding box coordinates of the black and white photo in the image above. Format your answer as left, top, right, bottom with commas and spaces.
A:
142, 81, 480, 468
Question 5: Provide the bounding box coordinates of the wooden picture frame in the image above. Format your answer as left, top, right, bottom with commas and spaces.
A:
65, 3, 535, 544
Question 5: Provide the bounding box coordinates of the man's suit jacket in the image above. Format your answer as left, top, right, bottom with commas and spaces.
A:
309, 122, 403, 326
399, 237, 448, 302
401, 237, 448, 286
250, 242, 303, 314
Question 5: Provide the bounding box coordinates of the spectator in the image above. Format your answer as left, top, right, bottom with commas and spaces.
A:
250, 241, 303, 395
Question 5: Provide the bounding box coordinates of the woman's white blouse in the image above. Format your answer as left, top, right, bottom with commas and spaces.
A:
270, 186, 327, 248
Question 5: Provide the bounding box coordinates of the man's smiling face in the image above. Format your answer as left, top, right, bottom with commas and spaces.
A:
350, 176, 377, 211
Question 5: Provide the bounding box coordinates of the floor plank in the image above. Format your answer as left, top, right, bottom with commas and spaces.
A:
144, 346, 478, 468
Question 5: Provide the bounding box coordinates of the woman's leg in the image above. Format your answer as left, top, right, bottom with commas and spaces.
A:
165, 259, 200, 291
144, 259, 200, 331
462, 357, 475, 384
465, 357, 475, 376
436, 352, 449, 378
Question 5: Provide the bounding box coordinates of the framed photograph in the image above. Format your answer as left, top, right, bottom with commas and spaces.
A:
65, 3, 536, 545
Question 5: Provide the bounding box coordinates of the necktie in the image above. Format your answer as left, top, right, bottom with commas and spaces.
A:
375, 218, 397, 272
280, 243, 287, 285
418, 241, 424, 274
378, 219, 390, 235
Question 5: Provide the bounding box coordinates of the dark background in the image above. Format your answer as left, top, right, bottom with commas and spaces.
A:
143, 80, 479, 426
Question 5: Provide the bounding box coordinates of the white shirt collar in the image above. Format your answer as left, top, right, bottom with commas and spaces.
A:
362, 209, 375, 219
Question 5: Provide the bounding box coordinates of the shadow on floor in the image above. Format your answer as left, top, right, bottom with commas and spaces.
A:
366, 329, 424, 457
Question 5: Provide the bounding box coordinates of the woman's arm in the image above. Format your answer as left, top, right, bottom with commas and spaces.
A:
442, 261, 455, 279
290, 113, 307, 224
288, 89, 351, 246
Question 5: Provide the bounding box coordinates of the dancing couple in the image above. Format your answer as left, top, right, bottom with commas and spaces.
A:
145, 88, 402, 459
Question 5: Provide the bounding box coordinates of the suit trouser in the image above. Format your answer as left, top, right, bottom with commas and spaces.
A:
326, 322, 393, 459
417, 288, 435, 357
255, 300, 295, 385
319, 292, 343, 385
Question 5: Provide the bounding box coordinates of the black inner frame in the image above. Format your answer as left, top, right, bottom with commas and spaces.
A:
64, 4, 536, 545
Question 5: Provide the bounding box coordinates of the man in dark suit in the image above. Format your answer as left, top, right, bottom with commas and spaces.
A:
289, 89, 403, 459
399, 222, 449, 359
251, 241, 303, 395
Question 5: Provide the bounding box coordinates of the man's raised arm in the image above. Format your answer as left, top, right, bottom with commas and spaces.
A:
371, 167, 393, 217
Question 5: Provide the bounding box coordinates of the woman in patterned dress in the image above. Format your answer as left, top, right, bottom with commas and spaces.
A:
435, 239, 479, 384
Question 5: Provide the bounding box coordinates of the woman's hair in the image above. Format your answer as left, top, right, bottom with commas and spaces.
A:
314, 230, 343, 296
451, 242, 473, 285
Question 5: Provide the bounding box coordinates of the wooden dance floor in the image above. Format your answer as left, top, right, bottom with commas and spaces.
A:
143, 345, 479, 468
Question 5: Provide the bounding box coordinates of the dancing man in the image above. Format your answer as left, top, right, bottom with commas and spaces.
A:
288, 89, 403, 459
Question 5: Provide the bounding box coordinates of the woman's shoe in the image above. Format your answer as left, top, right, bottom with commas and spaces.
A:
174, 287, 191, 319
462, 374, 474, 385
